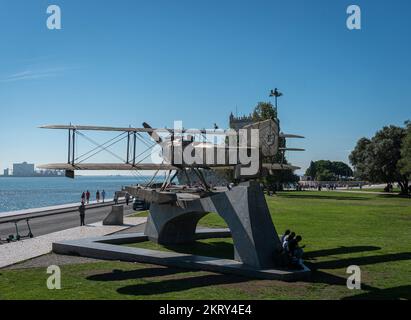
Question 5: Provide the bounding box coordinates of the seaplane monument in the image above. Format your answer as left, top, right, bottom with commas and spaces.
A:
38, 113, 309, 280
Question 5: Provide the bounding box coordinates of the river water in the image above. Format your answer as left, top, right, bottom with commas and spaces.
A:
0, 176, 154, 213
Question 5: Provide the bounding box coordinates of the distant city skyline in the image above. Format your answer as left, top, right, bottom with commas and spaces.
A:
1, 0, 410, 175
0, 161, 64, 177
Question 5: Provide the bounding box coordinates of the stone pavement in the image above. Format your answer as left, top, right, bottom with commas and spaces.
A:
0, 216, 146, 269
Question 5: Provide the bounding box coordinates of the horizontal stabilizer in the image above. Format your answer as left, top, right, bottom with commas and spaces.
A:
280, 133, 305, 139
279, 148, 305, 152
262, 163, 301, 171
212, 163, 300, 171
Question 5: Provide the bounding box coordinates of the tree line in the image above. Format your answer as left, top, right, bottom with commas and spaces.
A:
305, 160, 353, 181
349, 121, 411, 195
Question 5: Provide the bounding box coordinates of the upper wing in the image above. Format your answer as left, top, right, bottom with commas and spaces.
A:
39, 124, 235, 135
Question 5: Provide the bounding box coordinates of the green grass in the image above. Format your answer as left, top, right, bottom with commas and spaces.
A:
351, 187, 401, 193
129, 210, 148, 217
1, 191, 410, 300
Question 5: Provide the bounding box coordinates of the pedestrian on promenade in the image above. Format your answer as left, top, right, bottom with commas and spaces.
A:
125, 192, 131, 206
81, 191, 86, 204
86, 190, 90, 204
96, 190, 100, 203
79, 203, 86, 226
102, 190, 106, 203
114, 192, 119, 205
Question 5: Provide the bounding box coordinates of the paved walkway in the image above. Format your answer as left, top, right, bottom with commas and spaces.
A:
0, 217, 147, 268
0, 198, 123, 221
0, 202, 134, 239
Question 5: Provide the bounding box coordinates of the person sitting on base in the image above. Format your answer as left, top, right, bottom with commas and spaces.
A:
281, 229, 291, 244
288, 235, 305, 269
282, 231, 295, 252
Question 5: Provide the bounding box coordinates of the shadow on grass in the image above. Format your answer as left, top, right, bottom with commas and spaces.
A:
376, 194, 411, 199
342, 285, 411, 300
303, 246, 410, 294
87, 244, 409, 298
311, 252, 411, 269
162, 241, 234, 260
278, 194, 369, 201
303, 269, 377, 293
117, 273, 249, 296
305, 246, 381, 260
87, 267, 187, 282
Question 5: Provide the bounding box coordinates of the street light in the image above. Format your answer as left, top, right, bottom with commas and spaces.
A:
269, 88, 283, 111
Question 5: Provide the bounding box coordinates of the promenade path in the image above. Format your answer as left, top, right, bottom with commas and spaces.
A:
0, 199, 129, 239
0, 216, 147, 268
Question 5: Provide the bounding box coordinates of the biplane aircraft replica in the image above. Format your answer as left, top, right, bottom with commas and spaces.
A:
39, 117, 309, 276
38, 119, 304, 186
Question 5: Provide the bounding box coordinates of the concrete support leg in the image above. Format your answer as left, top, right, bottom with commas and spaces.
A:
144, 181, 283, 269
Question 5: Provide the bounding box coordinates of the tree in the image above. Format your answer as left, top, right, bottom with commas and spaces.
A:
399, 121, 411, 180
349, 137, 372, 181
252, 102, 277, 121
305, 161, 317, 179
332, 161, 353, 178
349, 125, 409, 195
316, 169, 336, 181
304, 160, 353, 181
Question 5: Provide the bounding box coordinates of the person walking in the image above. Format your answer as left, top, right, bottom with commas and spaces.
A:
96, 190, 100, 203
86, 190, 90, 204
114, 192, 119, 205
81, 191, 86, 204
101, 190, 106, 203
125, 192, 131, 206
79, 203, 86, 226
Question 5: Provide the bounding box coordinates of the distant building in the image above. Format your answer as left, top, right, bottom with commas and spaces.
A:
3, 168, 9, 176
13, 162, 35, 177
229, 113, 254, 130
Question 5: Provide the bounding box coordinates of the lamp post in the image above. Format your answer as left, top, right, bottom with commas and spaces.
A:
269, 88, 283, 115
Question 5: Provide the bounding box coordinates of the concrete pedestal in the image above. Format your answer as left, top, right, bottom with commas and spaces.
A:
144, 181, 284, 269
103, 205, 124, 226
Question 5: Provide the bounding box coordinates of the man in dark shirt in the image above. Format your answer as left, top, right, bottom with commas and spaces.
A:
79, 203, 86, 226
288, 235, 304, 255
86, 190, 91, 204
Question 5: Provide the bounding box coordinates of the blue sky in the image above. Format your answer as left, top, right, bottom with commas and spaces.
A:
0, 0, 410, 175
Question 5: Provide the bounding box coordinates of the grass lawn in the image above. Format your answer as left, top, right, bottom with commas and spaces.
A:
0, 191, 410, 300
129, 211, 148, 217
351, 187, 401, 193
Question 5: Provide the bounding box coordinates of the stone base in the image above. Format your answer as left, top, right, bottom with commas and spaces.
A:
52, 229, 311, 281
103, 205, 124, 225
142, 181, 285, 269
